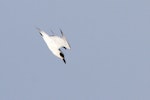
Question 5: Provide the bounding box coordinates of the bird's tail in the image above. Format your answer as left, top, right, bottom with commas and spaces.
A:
36, 27, 43, 36
36, 27, 49, 37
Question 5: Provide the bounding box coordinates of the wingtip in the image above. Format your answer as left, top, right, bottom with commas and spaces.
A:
59, 28, 62, 32
59, 29, 64, 36
51, 30, 55, 35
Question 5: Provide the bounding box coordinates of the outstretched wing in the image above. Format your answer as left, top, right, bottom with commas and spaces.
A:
49, 29, 71, 49
50, 36, 71, 50
60, 29, 71, 49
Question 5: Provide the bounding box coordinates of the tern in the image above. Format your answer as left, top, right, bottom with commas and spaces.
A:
37, 28, 71, 64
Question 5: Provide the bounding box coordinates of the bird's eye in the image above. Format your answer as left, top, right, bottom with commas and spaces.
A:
60, 52, 64, 58
63, 47, 66, 49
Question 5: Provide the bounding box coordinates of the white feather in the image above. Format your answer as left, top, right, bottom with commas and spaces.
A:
37, 28, 71, 64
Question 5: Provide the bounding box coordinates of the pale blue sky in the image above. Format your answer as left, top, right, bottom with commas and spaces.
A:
0, 0, 150, 100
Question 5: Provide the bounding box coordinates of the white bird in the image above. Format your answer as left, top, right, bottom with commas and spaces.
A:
37, 28, 71, 64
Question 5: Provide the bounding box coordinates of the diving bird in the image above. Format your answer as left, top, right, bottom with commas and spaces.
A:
37, 28, 71, 64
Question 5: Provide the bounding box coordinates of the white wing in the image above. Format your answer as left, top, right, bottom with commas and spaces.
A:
37, 28, 71, 50
37, 28, 70, 64
59, 29, 71, 49
50, 35, 71, 50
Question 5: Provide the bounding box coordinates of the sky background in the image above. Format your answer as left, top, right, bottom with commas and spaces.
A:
0, 0, 150, 100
